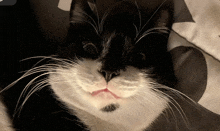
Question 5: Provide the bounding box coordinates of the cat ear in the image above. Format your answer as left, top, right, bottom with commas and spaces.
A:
156, 10, 173, 29
151, 3, 174, 31
69, 0, 97, 24
87, 1, 98, 15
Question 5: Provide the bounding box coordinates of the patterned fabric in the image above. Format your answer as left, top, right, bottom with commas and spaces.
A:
169, 0, 220, 114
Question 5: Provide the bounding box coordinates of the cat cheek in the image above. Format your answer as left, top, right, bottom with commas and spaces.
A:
108, 82, 137, 98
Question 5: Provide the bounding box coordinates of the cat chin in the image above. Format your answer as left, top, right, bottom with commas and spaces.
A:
50, 77, 168, 131
49, 58, 170, 130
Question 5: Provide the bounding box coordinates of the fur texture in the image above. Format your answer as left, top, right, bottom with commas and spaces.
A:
1, 0, 220, 131
49, 59, 169, 131
49, 0, 176, 130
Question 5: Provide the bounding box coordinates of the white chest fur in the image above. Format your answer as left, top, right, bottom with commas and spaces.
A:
49, 59, 169, 131
72, 96, 168, 131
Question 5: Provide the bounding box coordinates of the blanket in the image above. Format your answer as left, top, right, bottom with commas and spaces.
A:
170, 0, 220, 114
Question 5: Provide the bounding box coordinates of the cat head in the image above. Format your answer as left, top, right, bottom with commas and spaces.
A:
50, 0, 175, 120
60, 0, 175, 83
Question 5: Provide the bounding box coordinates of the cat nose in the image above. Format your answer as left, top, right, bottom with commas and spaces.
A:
99, 69, 120, 83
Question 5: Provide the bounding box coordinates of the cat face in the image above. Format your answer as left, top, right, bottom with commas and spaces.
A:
49, 0, 175, 127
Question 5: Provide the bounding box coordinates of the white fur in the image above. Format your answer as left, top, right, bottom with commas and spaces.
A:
0, 99, 14, 131
49, 59, 169, 131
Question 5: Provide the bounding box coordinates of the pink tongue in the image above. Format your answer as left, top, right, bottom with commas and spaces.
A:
91, 88, 120, 99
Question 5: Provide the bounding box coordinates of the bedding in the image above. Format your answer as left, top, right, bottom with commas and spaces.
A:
170, 0, 220, 114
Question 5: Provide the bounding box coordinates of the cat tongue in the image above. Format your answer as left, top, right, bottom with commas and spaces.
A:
91, 88, 120, 99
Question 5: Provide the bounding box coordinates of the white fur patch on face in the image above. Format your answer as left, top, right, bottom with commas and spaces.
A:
49, 58, 169, 131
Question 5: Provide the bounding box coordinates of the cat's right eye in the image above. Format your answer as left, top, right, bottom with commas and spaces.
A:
82, 42, 98, 55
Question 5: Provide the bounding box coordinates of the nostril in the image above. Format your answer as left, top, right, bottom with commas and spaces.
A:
112, 71, 120, 78
98, 69, 120, 82
99, 70, 106, 78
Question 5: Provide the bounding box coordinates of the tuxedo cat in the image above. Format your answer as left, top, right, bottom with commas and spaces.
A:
1, 0, 220, 131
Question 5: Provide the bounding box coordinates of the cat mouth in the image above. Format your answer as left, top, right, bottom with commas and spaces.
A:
91, 88, 120, 99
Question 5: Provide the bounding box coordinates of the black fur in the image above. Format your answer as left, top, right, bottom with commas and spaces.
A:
1, 0, 176, 130
60, 0, 176, 87
2, 0, 220, 131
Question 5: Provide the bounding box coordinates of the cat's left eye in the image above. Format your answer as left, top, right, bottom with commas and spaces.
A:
82, 42, 98, 55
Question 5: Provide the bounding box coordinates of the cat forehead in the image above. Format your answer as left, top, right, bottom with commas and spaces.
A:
101, 32, 132, 54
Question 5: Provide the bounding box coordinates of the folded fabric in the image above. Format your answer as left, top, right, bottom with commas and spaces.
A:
170, 0, 220, 114
173, 0, 220, 61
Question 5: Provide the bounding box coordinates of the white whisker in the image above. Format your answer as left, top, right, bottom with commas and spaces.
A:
133, 23, 139, 38
14, 72, 51, 115
135, 0, 168, 38
134, 1, 142, 32
91, 0, 100, 33
19, 64, 59, 74
153, 85, 197, 105
152, 88, 190, 128
135, 27, 170, 43
1, 55, 76, 94
135, 32, 161, 43
71, 18, 99, 34
20, 55, 57, 62
14, 83, 50, 117
99, 11, 110, 33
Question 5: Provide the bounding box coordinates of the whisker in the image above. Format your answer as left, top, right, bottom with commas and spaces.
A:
20, 55, 58, 62
14, 72, 51, 115
21, 56, 75, 69
20, 76, 49, 100
152, 88, 190, 128
133, 90, 161, 106
1, 55, 77, 117
23, 81, 49, 106
134, 1, 142, 32
79, 11, 99, 33
135, 0, 168, 38
153, 85, 197, 106
133, 23, 139, 38
99, 11, 110, 33
156, 91, 183, 130
71, 6, 101, 34
161, 103, 179, 129
20, 55, 58, 68
91, 0, 100, 32
19, 64, 60, 74
71, 18, 99, 34
1, 55, 76, 94
21, 55, 74, 64
135, 31, 163, 43
14, 83, 50, 117
62, 117, 88, 129
135, 27, 170, 43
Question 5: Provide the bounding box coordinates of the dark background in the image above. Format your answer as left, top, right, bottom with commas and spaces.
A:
0, 0, 69, 85
0, 0, 193, 85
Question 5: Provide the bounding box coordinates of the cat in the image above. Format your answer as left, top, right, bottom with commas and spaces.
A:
1, 0, 220, 131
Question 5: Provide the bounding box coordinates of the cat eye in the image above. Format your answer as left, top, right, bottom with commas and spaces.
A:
82, 42, 98, 55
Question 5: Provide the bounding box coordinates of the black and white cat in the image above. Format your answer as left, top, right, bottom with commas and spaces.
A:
1, 0, 220, 131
